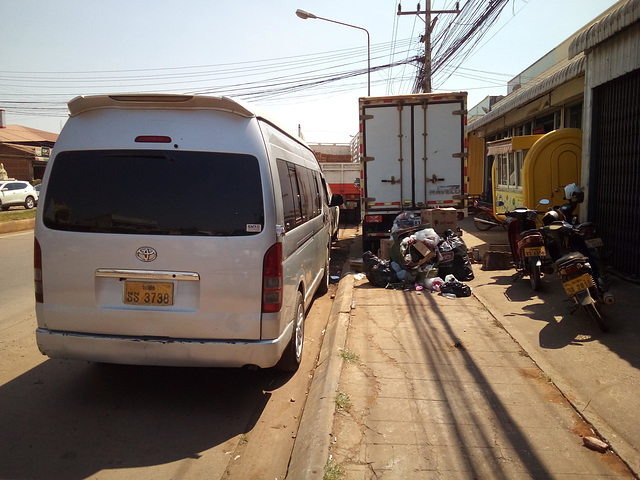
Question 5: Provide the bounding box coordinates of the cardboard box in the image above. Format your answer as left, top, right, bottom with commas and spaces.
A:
378, 238, 395, 260
411, 241, 436, 262
421, 208, 458, 235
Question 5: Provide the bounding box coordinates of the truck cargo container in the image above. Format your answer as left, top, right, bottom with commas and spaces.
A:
359, 92, 468, 252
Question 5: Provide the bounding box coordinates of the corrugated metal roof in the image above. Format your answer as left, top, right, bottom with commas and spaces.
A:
569, 0, 640, 58
0, 125, 58, 144
467, 56, 586, 131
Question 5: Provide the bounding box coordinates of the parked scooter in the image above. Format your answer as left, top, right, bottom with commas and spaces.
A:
552, 183, 611, 290
502, 199, 549, 291
541, 207, 614, 332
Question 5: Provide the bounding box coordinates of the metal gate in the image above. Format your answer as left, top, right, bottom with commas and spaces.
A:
590, 68, 640, 278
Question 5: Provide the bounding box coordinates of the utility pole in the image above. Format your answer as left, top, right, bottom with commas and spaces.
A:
398, 2, 460, 93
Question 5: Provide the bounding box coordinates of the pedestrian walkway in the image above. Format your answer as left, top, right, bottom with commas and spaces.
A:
329, 278, 632, 479
288, 222, 637, 479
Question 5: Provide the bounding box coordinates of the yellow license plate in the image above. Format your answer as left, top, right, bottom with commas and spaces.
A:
524, 246, 545, 257
562, 273, 594, 296
585, 237, 603, 248
124, 281, 174, 306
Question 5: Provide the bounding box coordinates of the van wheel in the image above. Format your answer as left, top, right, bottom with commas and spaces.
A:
276, 291, 304, 372
316, 253, 330, 296
25, 196, 35, 210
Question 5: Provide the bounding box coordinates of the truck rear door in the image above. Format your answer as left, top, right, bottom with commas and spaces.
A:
362, 98, 465, 210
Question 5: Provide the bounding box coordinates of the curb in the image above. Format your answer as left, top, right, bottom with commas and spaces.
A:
0, 218, 35, 234
287, 267, 355, 479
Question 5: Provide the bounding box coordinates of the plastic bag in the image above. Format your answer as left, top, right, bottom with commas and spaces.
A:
414, 228, 441, 248
440, 279, 472, 297
436, 231, 474, 281
363, 251, 399, 287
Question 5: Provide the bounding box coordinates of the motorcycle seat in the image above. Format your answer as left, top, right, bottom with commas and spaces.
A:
556, 251, 588, 267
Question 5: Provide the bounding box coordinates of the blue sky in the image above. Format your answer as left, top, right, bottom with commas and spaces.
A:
0, 0, 622, 143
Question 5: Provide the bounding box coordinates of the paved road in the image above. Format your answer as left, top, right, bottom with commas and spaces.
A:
0, 228, 350, 479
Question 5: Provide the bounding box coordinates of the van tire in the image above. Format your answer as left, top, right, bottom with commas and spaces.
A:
316, 253, 330, 296
276, 291, 304, 372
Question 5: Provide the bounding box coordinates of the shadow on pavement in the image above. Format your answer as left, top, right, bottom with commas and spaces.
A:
0, 360, 281, 480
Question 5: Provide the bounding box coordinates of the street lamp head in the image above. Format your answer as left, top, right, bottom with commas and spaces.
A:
295, 9, 316, 20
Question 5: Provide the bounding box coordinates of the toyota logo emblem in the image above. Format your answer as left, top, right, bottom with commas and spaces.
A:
136, 246, 157, 262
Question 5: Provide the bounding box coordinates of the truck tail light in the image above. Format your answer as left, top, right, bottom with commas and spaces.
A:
262, 243, 283, 313
365, 215, 382, 223
34, 237, 43, 303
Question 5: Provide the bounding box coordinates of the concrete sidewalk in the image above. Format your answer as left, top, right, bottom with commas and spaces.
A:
289, 221, 637, 479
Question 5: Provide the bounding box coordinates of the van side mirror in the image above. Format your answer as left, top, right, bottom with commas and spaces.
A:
330, 194, 344, 207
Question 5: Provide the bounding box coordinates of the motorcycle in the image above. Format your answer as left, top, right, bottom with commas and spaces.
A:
540, 218, 613, 332
472, 196, 505, 231
503, 199, 549, 291
549, 183, 612, 296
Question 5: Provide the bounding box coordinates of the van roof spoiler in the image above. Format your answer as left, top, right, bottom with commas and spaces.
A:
67, 94, 255, 118
67, 93, 311, 152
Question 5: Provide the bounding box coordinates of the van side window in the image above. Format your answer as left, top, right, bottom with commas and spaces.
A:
312, 172, 322, 215
277, 159, 323, 232
277, 159, 303, 231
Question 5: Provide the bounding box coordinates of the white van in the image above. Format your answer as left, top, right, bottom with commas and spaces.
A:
34, 94, 342, 371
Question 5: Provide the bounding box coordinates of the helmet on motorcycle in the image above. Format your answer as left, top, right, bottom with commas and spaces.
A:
542, 210, 565, 226
563, 183, 584, 203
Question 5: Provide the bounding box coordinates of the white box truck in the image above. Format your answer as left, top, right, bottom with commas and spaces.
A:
359, 92, 468, 252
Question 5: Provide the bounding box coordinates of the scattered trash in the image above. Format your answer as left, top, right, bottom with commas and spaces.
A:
362, 251, 398, 287
330, 275, 340, 281
440, 276, 472, 297
361, 218, 474, 293
349, 258, 364, 272
353, 273, 366, 281
582, 436, 609, 453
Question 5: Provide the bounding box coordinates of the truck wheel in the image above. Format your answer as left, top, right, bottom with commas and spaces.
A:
276, 291, 305, 372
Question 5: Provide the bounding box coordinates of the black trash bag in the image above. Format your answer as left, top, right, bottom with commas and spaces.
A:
362, 251, 399, 287
440, 279, 472, 297
436, 231, 474, 281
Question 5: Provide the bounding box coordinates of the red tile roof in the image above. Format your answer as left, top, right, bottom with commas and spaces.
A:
0, 124, 58, 144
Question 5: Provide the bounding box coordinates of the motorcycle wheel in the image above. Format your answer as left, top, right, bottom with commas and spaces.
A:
583, 302, 609, 332
473, 211, 494, 231
528, 257, 542, 291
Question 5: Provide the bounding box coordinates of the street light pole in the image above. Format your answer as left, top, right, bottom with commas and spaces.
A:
296, 9, 371, 96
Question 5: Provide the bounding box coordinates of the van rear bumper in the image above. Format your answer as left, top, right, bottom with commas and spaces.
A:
35, 327, 291, 368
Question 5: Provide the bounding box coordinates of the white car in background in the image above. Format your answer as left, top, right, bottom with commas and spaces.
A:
0, 180, 37, 210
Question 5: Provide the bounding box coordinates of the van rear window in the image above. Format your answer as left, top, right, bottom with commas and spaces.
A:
43, 150, 264, 236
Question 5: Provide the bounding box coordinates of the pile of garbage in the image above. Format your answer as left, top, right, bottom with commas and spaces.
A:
362, 213, 474, 297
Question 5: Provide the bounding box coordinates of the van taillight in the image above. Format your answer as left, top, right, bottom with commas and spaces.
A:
262, 243, 283, 313
34, 237, 43, 303
134, 135, 172, 143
